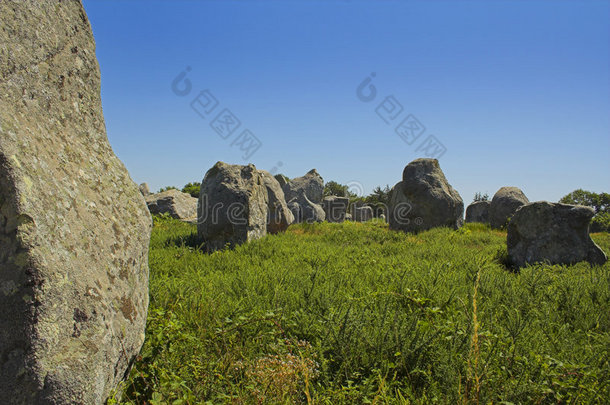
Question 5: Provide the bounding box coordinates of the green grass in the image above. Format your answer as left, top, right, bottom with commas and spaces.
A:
113, 218, 610, 404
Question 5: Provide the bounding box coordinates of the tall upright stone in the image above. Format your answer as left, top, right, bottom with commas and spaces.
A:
282, 169, 325, 223
283, 169, 324, 205
198, 162, 269, 251
389, 159, 463, 233
0, 1, 151, 403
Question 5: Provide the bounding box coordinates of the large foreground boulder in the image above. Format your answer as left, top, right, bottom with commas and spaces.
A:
0, 2, 151, 402
465, 201, 490, 223
507, 202, 607, 267
146, 189, 198, 221
489, 187, 529, 229
260, 171, 294, 233
322, 196, 349, 223
388, 159, 463, 233
198, 162, 268, 251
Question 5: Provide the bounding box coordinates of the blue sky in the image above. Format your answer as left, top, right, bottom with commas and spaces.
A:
82, 0, 609, 203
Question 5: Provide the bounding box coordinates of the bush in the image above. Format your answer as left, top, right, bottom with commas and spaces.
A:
591, 212, 610, 233
181, 182, 201, 198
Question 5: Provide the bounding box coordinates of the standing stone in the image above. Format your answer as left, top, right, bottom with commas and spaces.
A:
283, 169, 324, 204
0, 1, 151, 402
388, 159, 463, 233
465, 201, 490, 224
507, 202, 607, 267
288, 191, 326, 223
322, 196, 349, 223
354, 206, 374, 222
198, 162, 268, 251
139, 183, 150, 196
282, 169, 325, 223
146, 189, 198, 221
260, 171, 294, 233
489, 187, 529, 229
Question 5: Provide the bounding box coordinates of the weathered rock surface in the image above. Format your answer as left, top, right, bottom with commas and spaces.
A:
198, 162, 268, 251
139, 182, 150, 196
507, 202, 607, 267
283, 169, 324, 204
354, 206, 374, 222
465, 201, 490, 223
288, 192, 326, 223
146, 189, 198, 221
388, 159, 463, 233
282, 169, 325, 223
322, 196, 349, 223
260, 170, 294, 233
274, 174, 290, 189
0, 1, 151, 402
489, 187, 529, 229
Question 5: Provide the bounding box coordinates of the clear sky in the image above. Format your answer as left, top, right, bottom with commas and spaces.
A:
82, 0, 609, 203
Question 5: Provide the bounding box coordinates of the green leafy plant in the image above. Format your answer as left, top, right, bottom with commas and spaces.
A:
117, 220, 610, 404
182, 182, 201, 198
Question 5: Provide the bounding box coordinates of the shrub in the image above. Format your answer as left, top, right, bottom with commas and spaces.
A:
181, 182, 201, 198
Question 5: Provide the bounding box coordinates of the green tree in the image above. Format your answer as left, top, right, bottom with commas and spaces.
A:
559, 189, 610, 214
324, 181, 349, 197
365, 185, 392, 217
182, 182, 201, 198
560, 189, 610, 232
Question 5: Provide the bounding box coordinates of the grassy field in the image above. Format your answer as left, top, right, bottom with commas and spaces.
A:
112, 217, 610, 404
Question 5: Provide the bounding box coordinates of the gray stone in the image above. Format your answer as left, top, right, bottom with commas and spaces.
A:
146, 189, 198, 221
489, 187, 529, 229
0, 1, 151, 402
260, 171, 294, 233
198, 162, 268, 251
139, 183, 150, 196
379, 214, 386, 222
283, 169, 324, 204
282, 170, 325, 224
465, 201, 490, 224
274, 174, 290, 189
388, 159, 463, 233
354, 206, 374, 222
322, 196, 349, 223
288, 191, 326, 223
507, 202, 607, 267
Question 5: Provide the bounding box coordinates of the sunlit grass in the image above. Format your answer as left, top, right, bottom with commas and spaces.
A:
114, 217, 610, 404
